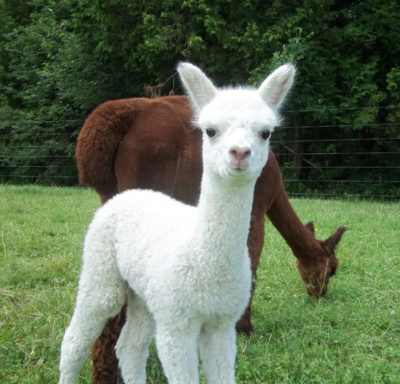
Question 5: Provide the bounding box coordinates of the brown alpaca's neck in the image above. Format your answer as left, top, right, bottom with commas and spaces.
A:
267, 189, 322, 262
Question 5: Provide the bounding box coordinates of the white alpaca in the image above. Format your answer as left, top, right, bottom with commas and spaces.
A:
59, 62, 295, 384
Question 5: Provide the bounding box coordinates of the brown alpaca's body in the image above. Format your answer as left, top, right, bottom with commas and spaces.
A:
76, 95, 345, 384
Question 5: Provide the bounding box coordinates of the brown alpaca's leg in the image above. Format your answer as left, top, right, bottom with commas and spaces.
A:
91, 306, 126, 384
235, 281, 255, 335
235, 211, 265, 335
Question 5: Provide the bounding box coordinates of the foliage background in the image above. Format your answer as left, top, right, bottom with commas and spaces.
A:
0, 0, 399, 196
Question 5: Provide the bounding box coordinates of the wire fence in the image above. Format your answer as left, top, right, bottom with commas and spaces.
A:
1, 105, 399, 200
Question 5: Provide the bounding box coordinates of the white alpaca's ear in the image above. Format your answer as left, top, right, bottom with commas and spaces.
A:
258, 64, 296, 110
178, 63, 218, 111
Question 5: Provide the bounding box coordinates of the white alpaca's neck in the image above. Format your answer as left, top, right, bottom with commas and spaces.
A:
193, 171, 256, 265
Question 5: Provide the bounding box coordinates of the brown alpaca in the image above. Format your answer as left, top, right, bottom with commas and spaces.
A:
76, 95, 346, 384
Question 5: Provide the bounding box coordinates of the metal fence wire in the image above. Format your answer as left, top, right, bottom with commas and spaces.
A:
0, 105, 399, 200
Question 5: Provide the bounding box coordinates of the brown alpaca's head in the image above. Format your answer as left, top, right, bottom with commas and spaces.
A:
296, 222, 347, 297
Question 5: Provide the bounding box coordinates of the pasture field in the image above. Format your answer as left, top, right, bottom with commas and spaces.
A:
0, 184, 399, 383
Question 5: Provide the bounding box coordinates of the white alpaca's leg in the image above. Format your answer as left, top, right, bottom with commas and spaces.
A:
116, 290, 155, 384
155, 322, 201, 384
199, 322, 237, 384
59, 252, 126, 383
59, 297, 125, 383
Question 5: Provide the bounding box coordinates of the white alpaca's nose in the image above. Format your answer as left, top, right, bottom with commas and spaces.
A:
229, 146, 251, 161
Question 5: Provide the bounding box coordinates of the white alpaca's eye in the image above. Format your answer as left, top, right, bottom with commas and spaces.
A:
206, 127, 217, 138
259, 129, 271, 141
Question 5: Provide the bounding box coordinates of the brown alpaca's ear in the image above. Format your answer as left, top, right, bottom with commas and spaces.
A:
305, 221, 315, 237
324, 226, 347, 254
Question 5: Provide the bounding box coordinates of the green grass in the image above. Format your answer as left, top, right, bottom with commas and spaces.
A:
1, 185, 399, 383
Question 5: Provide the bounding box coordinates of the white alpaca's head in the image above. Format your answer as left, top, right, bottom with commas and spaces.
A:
178, 63, 296, 183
